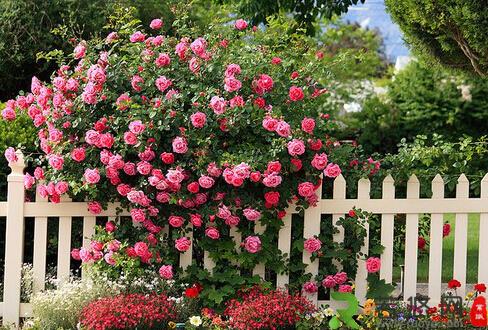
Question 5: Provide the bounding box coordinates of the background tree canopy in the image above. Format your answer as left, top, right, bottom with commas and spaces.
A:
215, 0, 365, 34
385, 0, 488, 77
0, 0, 217, 100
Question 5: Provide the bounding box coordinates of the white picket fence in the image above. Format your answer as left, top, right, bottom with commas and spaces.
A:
1, 150, 488, 326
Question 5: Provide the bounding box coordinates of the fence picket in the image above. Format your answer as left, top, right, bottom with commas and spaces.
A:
479, 174, 488, 285
3, 151, 26, 326
380, 175, 395, 283
454, 174, 469, 298
428, 174, 445, 304
355, 178, 371, 303
179, 225, 193, 270
404, 175, 420, 302
302, 179, 323, 304
277, 211, 292, 288
57, 195, 73, 284
32, 189, 48, 293
253, 222, 266, 278
332, 175, 346, 270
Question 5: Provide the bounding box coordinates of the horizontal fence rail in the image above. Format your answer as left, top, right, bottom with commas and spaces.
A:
1, 151, 487, 327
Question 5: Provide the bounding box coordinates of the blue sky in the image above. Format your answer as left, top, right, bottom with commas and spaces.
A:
341, 0, 410, 62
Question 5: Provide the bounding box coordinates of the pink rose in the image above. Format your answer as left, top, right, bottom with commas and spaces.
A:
275, 121, 291, 137
333, 272, 348, 285
160, 152, 175, 164
225, 64, 241, 77
4, 147, 18, 164
234, 19, 248, 30
129, 120, 145, 134
116, 93, 131, 110
48, 154, 64, 170
243, 208, 262, 221
24, 173, 35, 189
322, 275, 336, 288
244, 236, 261, 253
71, 249, 81, 260
205, 227, 220, 240
130, 208, 146, 223
134, 242, 149, 257
338, 285, 352, 293
155, 53, 171, 67
301, 117, 315, 134
190, 214, 203, 227
262, 116, 278, 132
84, 168, 100, 184
87, 201, 102, 215
198, 175, 215, 189
169, 215, 185, 228
107, 240, 120, 251
73, 42, 86, 59
267, 161, 281, 173
106, 32, 118, 43
298, 182, 315, 198
172, 136, 188, 154
289, 86, 304, 101
159, 265, 173, 280
224, 76, 242, 92
255, 74, 274, 93
311, 153, 328, 170
130, 31, 146, 43
210, 96, 227, 115
324, 163, 341, 178
175, 237, 191, 252
366, 257, 381, 273
304, 237, 322, 253
190, 112, 207, 128
190, 37, 207, 57
303, 281, 318, 293
71, 147, 86, 162
155, 76, 172, 92
287, 139, 305, 156
55, 181, 69, 194
262, 172, 282, 188
150, 19, 163, 30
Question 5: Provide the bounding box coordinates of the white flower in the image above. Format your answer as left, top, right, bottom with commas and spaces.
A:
324, 307, 335, 317
189, 315, 202, 326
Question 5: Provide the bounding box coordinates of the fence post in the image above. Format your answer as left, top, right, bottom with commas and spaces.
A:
3, 150, 26, 327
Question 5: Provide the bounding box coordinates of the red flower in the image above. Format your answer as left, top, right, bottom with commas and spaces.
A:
475, 283, 486, 293
448, 279, 461, 289
348, 210, 356, 218
185, 284, 202, 298
418, 236, 426, 250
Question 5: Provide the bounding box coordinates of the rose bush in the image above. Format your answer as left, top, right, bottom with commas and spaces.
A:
3, 14, 375, 306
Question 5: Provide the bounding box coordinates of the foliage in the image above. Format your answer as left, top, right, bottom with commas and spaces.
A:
215, 0, 365, 35
0, 103, 37, 199
0, 0, 216, 100
341, 61, 488, 154
385, 0, 488, 77
380, 135, 488, 197
317, 21, 387, 81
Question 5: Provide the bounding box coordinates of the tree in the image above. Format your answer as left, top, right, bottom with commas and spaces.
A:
216, 0, 365, 34
385, 0, 488, 77
0, 0, 213, 100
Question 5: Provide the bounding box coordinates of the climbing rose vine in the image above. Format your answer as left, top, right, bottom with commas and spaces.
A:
3, 15, 375, 300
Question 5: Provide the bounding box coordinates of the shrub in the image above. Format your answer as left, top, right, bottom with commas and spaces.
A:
31, 279, 113, 330
79, 293, 178, 330
342, 61, 488, 154
224, 287, 317, 330
385, 0, 488, 76
3, 12, 375, 307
